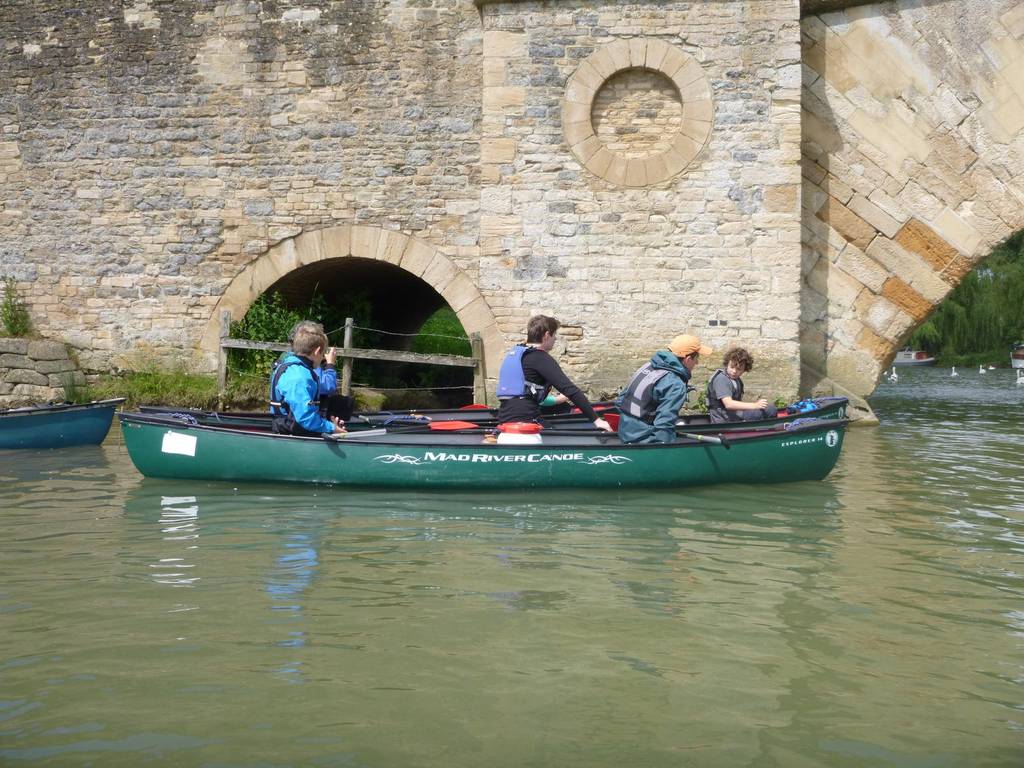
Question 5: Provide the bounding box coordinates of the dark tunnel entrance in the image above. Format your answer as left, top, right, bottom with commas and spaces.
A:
264, 257, 474, 408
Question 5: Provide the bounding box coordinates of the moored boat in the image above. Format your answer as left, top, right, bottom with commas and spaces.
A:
0, 399, 125, 450
894, 349, 936, 366
1012, 343, 1024, 370
138, 396, 850, 435
119, 412, 849, 489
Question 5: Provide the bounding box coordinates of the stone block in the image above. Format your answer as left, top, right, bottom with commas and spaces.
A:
855, 325, 898, 365
27, 340, 68, 361
482, 58, 506, 88
0, 353, 30, 368
893, 217, 959, 274
865, 237, 948, 303
481, 139, 517, 164
480, 215, 521, 237
605, 39, 631, 73
563, 120, 594, 148
644, 39, 671, 72
846, 194, 901, 238
801, 109, 842, 153
399, 238, 436, 278
0, 338, 28, 354
375, 230, 410, 265
835, 243, 888, 293
764, 185, 798, 213
627, 37, 647, 69
350, 226, 382, 260
293, 228, 324, 265
35, 359, 75, 374
931, 207, 983, 257
880, 277, 932, 321
483, 31, 526, 59
421, 254, 459, 294
483, 87, 525, 110
4, 369, 48, 386
816, 196, 876, 250
321, 225, 351, 258
444, 273, 480, 312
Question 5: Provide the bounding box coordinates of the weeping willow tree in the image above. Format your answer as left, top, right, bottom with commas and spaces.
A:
909, 229, 1024, 361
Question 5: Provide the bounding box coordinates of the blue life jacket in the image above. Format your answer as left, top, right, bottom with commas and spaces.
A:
496, 345, 549, 402
269, 357, 322, 436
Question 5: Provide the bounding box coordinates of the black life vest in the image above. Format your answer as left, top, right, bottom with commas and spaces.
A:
619, 362, 686, 423
706, 368, 743, 421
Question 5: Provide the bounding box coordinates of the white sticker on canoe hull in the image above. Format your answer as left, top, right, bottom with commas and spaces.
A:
161, 430, 197, 457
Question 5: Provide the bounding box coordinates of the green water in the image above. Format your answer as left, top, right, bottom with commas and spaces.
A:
1, 367, 1022, 766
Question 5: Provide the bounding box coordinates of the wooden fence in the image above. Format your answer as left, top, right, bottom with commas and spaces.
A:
216, 311, 487, 403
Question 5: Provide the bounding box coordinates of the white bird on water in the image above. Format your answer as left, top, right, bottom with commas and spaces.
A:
988, 365, 996, 370
979, 365, 986, 374
951, 366, 958, 377
1017, 369, 1024, 385
887, 367, 898, 384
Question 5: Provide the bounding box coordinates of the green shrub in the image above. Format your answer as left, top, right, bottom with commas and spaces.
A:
1, 277, 30, 337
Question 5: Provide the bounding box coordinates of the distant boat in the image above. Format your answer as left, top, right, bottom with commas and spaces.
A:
894, 349, 936, 366
1012, 343, 1024, 370
0, 399, 124, 450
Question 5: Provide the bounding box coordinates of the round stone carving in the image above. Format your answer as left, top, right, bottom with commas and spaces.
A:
562, 38, 714, 187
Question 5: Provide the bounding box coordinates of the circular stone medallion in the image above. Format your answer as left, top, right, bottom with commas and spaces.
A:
562, 38, 714, 187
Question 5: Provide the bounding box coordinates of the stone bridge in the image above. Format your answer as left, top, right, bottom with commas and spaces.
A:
0, 0, 1021, 413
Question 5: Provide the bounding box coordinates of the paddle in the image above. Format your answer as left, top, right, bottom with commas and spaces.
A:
428, 420, 481, 431
680, 432, 731, 449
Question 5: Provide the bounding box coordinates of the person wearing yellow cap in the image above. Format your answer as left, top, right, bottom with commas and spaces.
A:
616, 334, 712, 444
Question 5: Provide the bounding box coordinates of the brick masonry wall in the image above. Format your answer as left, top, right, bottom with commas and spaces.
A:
1, 0, 802, 402
0, 338, 84, 406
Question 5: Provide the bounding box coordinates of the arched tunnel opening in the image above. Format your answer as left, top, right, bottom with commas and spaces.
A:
241, 257, 474, 409
900, 229, 1024, 374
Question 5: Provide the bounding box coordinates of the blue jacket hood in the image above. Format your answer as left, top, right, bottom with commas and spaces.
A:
650, 349, 691, 381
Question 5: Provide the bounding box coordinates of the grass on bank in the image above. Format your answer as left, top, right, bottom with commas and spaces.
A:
77, 369, 387, 412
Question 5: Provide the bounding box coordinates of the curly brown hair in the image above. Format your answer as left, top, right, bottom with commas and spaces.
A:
722, 347, 754, 372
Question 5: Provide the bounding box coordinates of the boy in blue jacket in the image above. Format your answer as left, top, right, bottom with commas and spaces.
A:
270, 322, 345, 437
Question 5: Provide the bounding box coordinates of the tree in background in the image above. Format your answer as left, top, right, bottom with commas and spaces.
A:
909, 230, 1024, 361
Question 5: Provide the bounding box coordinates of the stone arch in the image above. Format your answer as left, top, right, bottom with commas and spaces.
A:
201, 225, 505, 375
799, 0, 1024, 409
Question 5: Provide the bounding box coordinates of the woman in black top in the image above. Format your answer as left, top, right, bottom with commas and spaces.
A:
496, 315, 613, 432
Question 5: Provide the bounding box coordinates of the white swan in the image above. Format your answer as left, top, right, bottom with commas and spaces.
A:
979, 365, 986, 374
988, 365, 996, 370
951, 366, 958, 377
887, 367, 898, 384
1017, 369, 1024, 385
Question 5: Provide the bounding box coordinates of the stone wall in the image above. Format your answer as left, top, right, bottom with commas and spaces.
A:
3, 0, 1022, 406
0, 338, 85, 407
477, 0, 803, 394
800, 0, 1024, 399
0, 0, 803, 402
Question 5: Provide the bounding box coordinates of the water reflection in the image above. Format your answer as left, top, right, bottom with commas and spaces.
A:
3, 384, 1022, 767
150, 496, 200, 588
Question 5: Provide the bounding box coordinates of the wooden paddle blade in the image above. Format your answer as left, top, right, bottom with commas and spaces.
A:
429, 420, 481, 431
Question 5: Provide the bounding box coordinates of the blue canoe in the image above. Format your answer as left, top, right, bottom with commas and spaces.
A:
0, 399, 125, 449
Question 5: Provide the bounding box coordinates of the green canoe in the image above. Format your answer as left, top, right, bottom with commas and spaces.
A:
138, 396, 850, 435
120, 413, 849, 490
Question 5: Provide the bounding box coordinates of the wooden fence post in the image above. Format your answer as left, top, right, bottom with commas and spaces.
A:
340, 317, 354, 397
217, 310, 231, 392
470, 332, 487, 405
